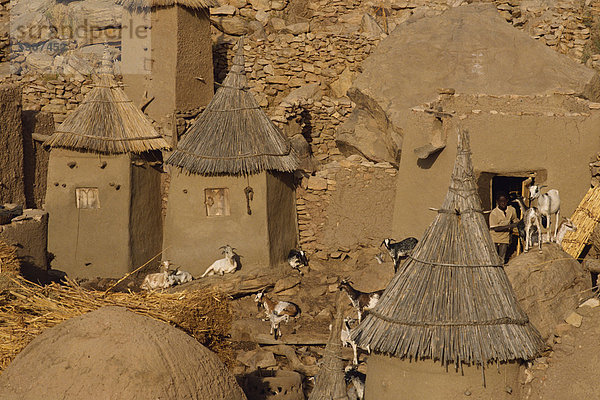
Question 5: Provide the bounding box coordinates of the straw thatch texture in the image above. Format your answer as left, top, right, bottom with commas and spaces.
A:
0, 275, 232, 371
166, 39, 299, 176
0, 241, 19, 277
44, 72, 170, 155
561, 186, 600, 259
352, 130, 544, 366
308, 292, 348, 400
117, 0, 220, 10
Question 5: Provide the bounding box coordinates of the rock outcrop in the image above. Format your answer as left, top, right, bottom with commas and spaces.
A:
505, 244, 592, 340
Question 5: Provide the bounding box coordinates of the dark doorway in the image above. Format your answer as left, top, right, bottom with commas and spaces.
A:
491, 176, 528, 218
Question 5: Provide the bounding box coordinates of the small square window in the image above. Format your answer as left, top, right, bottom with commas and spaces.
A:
76, 188, 100, 209
205, 188, 230, 216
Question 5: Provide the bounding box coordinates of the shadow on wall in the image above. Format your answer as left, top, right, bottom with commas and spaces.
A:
21, 110, 52, 209
416, 150, 442, 170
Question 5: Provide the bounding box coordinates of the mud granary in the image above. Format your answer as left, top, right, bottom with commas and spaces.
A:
120, 0, 217, 142
44, 55, 170, 279
163, 40, 299, 275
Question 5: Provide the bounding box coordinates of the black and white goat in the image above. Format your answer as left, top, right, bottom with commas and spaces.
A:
255, 291, 301, 339
381, 237, 418, 271
201, 245, 239, 277
344, 365, 365, 400
341, 317, 359, 365
339, 280, 383, 322
288, 249, 308, 274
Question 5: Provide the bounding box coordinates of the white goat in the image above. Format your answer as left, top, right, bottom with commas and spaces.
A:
514, 196, 543, 253
341, 317, 359, 365
556, 218, 577, 247
141, 262, 174, 291
530, 185, 561, 242
201, 245, 238, 277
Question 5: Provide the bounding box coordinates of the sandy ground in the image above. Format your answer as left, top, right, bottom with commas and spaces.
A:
523, 299, 600, 400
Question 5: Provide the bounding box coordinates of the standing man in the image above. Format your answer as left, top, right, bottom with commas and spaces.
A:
489, 193, 519, 263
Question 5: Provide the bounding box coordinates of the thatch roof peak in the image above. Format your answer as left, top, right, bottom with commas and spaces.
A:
166, 38, 299, 176
352, 130, 544, 366
117, 0, 220, 11
44, 62, 171, 155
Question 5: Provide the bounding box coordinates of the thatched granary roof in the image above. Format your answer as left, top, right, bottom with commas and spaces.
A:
117, 0, 220, 11
44, 53, 170, 155
166, 39, 299, 176
352, 130, 544, 366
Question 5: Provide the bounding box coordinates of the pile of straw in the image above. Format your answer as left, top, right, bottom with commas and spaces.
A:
0, 241, 19, 278
167, 38, 299, 176
561, 186, 600, 259
352, 130, 544, 366
0, 275, 232, 372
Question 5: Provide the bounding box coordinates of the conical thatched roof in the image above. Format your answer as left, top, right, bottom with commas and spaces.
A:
117, 0, 219, 11
44, 51, 170, 155
308, 292, 348, 400
352, 130, 544, 366
166, 39, 299, 176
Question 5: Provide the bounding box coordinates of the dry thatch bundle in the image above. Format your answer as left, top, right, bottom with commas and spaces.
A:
166, 38, 299, 176
0, 241, 19, 277
0, 275, 232, 372
118, 0, 219, 10
309, 292, 348, 400
561, 186, 600, 259
44, 54, 170, 155
352, 130, 544, 367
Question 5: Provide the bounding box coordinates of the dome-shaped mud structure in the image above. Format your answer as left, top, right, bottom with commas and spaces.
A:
0, 306, 247, 400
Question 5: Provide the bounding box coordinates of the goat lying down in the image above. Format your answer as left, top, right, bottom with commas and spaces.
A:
157, 260, 194, 286
202, 245, 239, 277
255, 291, 300, 339
141, 262, 174, 291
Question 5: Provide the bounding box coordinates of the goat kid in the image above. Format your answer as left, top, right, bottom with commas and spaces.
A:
160, 260, 193, 285
556, 218, 577, 246
288, 249, 309, 274
530, 185, 561, 242
339, 280, 383, 322
513, 196, 543, 253
201, 245, 238, 277
141, 262, 174, 291
344, 365, 365, 400
255, 291, 300, 339
341, 317, 359, 365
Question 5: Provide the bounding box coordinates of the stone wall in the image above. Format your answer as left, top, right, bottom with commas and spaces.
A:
0, 0, 8, 63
